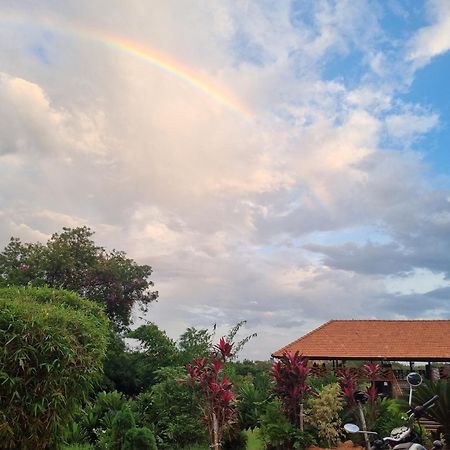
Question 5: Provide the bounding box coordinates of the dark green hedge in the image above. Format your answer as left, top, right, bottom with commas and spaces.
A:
0, 287, 109, 449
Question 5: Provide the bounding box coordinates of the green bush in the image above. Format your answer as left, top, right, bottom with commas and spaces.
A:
259, 399, 316, 449
372, 398, 406, 438
222, 429, 248, 449
124, 427, 158, 450
0, 287, 109, 449
238, 382, 270, 430
132, 367, 206, 449
99, 405, 136, 449
306, 382, 343, 448
415, 380, 450, 444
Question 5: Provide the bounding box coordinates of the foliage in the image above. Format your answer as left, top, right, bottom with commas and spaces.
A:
123, 427, 158, 450
0, 287, 109, 449
238, 382, 270, 430
338, 367, 358, 408
133, 367, 206, 449
225, 320, 257, 360
178, 326, 214, 365
271, 352, 310, 428
259, 400, 316, 450
62, 445, 95, 450
127, 323, 179, 389
103, 405, 137, 449
102, 331, 141, 395
187, 338, 237, 450
414, 380, 450, 444
372, 398, 406, 438
222, 429, 248, 449
306, 382, 343, 448
0, 226, 157, 328
363, 362, 382, 427
80, 390, 127, 444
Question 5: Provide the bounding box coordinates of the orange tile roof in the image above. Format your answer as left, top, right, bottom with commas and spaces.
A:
272, 320, 450, 361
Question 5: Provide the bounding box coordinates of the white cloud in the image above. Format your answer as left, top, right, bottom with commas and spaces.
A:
408, 0, 450, 66
0, 1, 449, 359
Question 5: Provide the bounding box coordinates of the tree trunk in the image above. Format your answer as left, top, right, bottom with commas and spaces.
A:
212, 411, 220, 449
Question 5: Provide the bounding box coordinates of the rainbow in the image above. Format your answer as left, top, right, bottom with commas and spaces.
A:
0, 11, 252, 119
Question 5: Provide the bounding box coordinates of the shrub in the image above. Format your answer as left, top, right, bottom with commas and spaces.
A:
133, 367, 206, 449
0, 287, 109, 449
238, 382, 270, 430
98, 405, 136, 449
124, 427, 158, 450
372, 398, 406, 438
259, 399, 316, 449
271, 352, 310, 429
414, 380, 450, 444
306, 382, 343, 448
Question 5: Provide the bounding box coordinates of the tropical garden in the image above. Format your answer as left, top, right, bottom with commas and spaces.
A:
0, 227, 448, 450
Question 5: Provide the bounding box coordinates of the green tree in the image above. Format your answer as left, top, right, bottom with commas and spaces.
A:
0, 226, 157, 328
0, 287, 109, 449
128, 323, 179, 390
178, 326, 213, 365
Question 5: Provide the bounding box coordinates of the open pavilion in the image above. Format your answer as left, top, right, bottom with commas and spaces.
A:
272, 320, 450, 396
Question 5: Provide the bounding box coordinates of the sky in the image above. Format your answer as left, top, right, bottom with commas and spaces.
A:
0, 0, 450, 360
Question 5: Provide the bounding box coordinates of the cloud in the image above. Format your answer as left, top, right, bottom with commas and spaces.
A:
408, 0, 450, 67
0, 1, 449, 359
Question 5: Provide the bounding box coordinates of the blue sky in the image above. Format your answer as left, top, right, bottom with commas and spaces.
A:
0, 0, 449, 358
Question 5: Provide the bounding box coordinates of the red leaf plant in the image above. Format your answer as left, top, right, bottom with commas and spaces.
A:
363, 362, 381, 401
271, 351, 310, 429
187, 338, 236, 450
337, 367, 358, 407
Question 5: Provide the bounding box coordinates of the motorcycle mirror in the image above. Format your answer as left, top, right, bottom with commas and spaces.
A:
407, 372, 422, 387
344, 423, 360, 434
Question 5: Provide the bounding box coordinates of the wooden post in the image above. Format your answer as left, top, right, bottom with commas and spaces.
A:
357, 401, 370, 450
299, 402, 304, 431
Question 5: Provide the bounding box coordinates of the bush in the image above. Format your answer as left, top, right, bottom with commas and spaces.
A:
372, 398, 406, 438
415, 380, 450, 444
306, 382, 343, 448
124, 427, 158, 450
133, 367, 206, 449
259, 399, 316, 449
222, 429, 248, 449
0, 287, 109, 449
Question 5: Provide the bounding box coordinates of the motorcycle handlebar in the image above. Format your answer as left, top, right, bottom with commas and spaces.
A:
422, 395, 439, 409
407, 394, 439, 416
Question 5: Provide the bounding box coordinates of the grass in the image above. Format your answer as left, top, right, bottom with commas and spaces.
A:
181, 429, 264, 450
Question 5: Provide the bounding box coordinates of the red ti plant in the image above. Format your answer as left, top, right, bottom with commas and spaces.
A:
187, 337, 236, 450
337, 367, 358, 407
271, 351, 310, 430
363, 362, 381, 426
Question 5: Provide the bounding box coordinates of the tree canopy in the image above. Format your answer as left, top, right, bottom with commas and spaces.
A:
0, 226, 158, 328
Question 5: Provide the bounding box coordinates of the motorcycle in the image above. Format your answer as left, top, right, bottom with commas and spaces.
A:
344, 372, 443, 450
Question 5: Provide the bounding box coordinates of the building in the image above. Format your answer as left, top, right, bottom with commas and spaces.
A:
272, 320, 450, 396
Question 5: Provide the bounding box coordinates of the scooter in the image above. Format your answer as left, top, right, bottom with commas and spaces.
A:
344, 372, 443, 450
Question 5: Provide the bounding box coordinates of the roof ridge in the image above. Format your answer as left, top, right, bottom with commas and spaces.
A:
325, 319, 450, 322
271, 320, 333, 357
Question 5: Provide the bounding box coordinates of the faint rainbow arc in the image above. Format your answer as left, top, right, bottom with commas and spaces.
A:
0, 12, 252, 119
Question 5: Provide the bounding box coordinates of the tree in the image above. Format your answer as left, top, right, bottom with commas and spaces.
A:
0, 286, 109, 449
187, 338, 237, 450
127, 323, 179, 390
178, 326, 214, 365
0, 226, 158, 328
